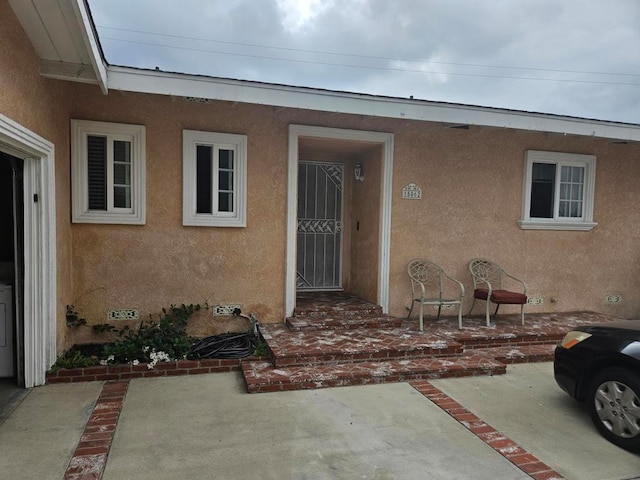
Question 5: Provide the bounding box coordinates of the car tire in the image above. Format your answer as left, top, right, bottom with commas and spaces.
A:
588, 367, 640, 452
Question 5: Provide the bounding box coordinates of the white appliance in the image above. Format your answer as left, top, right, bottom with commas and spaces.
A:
0, 284, 13, 377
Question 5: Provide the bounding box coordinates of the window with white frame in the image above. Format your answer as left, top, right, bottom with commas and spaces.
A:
183, 130, 247, 227
519, 150, 596, 231
71, 120, 146, 224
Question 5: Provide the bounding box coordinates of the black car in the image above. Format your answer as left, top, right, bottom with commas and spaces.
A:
554, 320, 640, 452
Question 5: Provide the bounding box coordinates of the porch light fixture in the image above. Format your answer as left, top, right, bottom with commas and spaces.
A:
354, 162, 365, 182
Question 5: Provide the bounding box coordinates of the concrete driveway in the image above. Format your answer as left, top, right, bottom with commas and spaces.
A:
432, 363, 640, 480
0, 363, 638, 479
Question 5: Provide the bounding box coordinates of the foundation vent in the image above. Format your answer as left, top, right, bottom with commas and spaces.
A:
108, 309, 140, 320
184, 96, 213, 104
212, 305, 241, 316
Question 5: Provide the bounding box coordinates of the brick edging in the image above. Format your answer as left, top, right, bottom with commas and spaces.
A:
410, 381, 565, 480
63, 380, 130, 479
46, 357, 266, 384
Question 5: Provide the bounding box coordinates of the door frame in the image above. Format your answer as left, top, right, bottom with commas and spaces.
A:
286, 125, 394, 316
0, 113, 56, 388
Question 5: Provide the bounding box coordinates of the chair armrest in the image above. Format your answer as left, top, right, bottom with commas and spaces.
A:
503, 272, 527, 294
473, 278, 493, 295
411, 281, 427, 298
443, 273, 466, 298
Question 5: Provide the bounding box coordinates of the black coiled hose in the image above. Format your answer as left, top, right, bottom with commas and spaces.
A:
189, 332, 257, 359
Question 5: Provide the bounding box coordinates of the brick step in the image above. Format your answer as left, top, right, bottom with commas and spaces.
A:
473, 344, 556, 364
294, 305, 384, 318
286, 314, 402, 332
414, 316, 574, 350
452, 329, 565, 349
294, 292, 383, 318
242, 354, 507, 393
260, 324, 462, 367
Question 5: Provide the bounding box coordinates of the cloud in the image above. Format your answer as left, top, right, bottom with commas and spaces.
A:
275, 0, 335, 33
88, 0, 640, 123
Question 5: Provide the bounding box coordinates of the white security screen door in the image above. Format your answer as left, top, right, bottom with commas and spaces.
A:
297, 162, 343, 290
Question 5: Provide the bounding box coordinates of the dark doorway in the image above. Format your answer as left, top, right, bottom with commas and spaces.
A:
0, 151, 24, 390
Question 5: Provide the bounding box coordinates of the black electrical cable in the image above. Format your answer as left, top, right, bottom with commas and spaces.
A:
190, 332, 257, 359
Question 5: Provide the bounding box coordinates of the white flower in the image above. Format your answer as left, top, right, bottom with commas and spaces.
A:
145, 349, 175, 369
132, 359, 139, 366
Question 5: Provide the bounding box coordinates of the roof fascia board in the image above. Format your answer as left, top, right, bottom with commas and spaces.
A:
107, 66, 640, 142
70, 0, 107, 94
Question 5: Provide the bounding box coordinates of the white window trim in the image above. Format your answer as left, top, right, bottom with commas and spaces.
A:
519, 150, 597, 231
71, 119, 146, 224
182, 130, 247, 227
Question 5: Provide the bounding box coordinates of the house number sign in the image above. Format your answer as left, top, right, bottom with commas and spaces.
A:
402, 183, 422, 200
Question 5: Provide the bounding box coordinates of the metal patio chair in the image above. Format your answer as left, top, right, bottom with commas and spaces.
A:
407, 259, 465, 331
468, 258, 528, 326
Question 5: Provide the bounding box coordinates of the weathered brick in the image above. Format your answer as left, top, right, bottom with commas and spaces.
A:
187, 368, 211, 375
530, 470, 565, 480
519, 462, 555, 475
74, 445, 110, 457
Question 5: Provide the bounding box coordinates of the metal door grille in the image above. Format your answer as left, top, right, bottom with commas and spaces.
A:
297, 162, 343, 290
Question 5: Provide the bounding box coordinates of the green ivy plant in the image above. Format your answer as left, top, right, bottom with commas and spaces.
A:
101, 303, 205, 365
65, 305, 87, 327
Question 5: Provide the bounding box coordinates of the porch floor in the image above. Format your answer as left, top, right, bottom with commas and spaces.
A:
242, 292, 621, 393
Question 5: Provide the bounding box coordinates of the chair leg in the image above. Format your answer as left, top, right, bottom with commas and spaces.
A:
419, 302, 424, 333
457, 302, 463, 329
520, 304, 525, 326
436, 305, 442, 322
407, 301, 414, 320
485, 300, 491, 327
467, 297, 476, 317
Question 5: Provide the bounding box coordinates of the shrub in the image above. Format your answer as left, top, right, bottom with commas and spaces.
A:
101, 303, 203, 365
50, 348, 101, 371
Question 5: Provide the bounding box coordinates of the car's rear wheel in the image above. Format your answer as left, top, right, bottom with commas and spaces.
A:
588, 367, 640, 452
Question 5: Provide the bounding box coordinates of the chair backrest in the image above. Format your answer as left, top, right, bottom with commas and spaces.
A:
408, 259, 444, 295
468, 258, 504, 289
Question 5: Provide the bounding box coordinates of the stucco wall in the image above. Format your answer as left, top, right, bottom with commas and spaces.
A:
67, 90, 291, 344
0, 0, 74, 353
350, 149, 382, 303
5, 0, 638, 347
62, 84, 640, 345
388, 123, 640, 319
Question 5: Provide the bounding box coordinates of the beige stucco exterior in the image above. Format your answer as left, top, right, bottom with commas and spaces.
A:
0, 0, 74, 354
2, 0, 640, 361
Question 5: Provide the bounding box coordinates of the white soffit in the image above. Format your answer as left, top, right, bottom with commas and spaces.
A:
108, 67, 640, 143
8, 0, 107, 93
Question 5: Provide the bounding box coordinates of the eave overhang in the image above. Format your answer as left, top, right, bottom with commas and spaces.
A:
107, 66, 640, 143
9, 0, 107, 94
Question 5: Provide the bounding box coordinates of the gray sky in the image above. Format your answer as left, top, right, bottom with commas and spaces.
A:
88, 0, 640, 124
